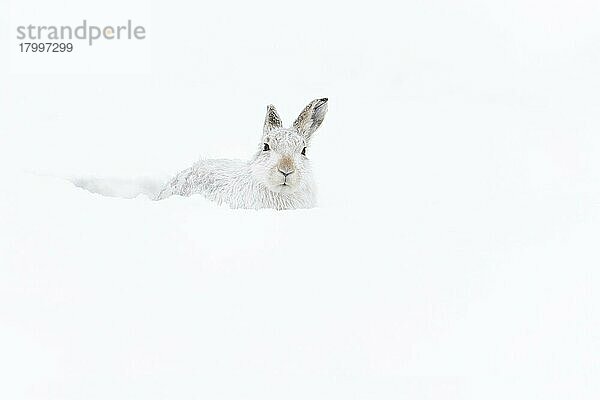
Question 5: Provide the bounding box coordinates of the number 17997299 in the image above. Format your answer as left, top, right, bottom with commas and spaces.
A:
19, 42, 73, 52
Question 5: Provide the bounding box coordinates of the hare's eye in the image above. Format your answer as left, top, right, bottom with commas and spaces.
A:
301, 147, 306, 156
263, 143, 270, 151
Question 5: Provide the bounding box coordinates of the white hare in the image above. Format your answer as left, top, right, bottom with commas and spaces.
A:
155, 98, 328, 209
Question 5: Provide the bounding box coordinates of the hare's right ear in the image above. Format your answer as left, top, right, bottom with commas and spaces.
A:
263, 104, 282, 136
293, 98, 328, 141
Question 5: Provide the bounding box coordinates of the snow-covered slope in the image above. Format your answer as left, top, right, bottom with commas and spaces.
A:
1, 164, 598, 399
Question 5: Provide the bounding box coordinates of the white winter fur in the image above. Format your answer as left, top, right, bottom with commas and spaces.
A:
156, 98, 328, 210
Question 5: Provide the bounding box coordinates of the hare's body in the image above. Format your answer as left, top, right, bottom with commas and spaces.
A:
156, 98, 328, 210
155, 158, 316, 209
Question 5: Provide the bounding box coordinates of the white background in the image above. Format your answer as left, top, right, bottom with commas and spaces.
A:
1, 0, 599, 399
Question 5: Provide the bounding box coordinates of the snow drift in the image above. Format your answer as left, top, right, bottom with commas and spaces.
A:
68, 176, 168, 199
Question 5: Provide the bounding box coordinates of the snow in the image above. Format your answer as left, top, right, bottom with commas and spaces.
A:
68, 176, 168, 199
2, 0, 600, 399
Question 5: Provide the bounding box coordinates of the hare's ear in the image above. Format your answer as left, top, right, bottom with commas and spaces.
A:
293, 98, 328, 141
263, 104, 282, 136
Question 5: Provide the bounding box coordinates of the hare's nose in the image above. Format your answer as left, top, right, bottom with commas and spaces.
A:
278, 155, 295, 177
278, 168, 294, 177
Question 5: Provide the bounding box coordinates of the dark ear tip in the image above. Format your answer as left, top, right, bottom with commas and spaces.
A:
320, 98, 328, 102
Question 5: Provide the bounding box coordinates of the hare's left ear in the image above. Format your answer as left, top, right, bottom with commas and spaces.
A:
293, 98, 328, 141
263, 104, 282, 136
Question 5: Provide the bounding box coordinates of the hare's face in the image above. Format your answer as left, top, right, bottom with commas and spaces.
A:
250, 98, 328, 194
251, 129, 310, 193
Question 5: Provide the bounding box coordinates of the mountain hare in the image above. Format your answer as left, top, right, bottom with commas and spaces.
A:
156, 98, 328, 209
